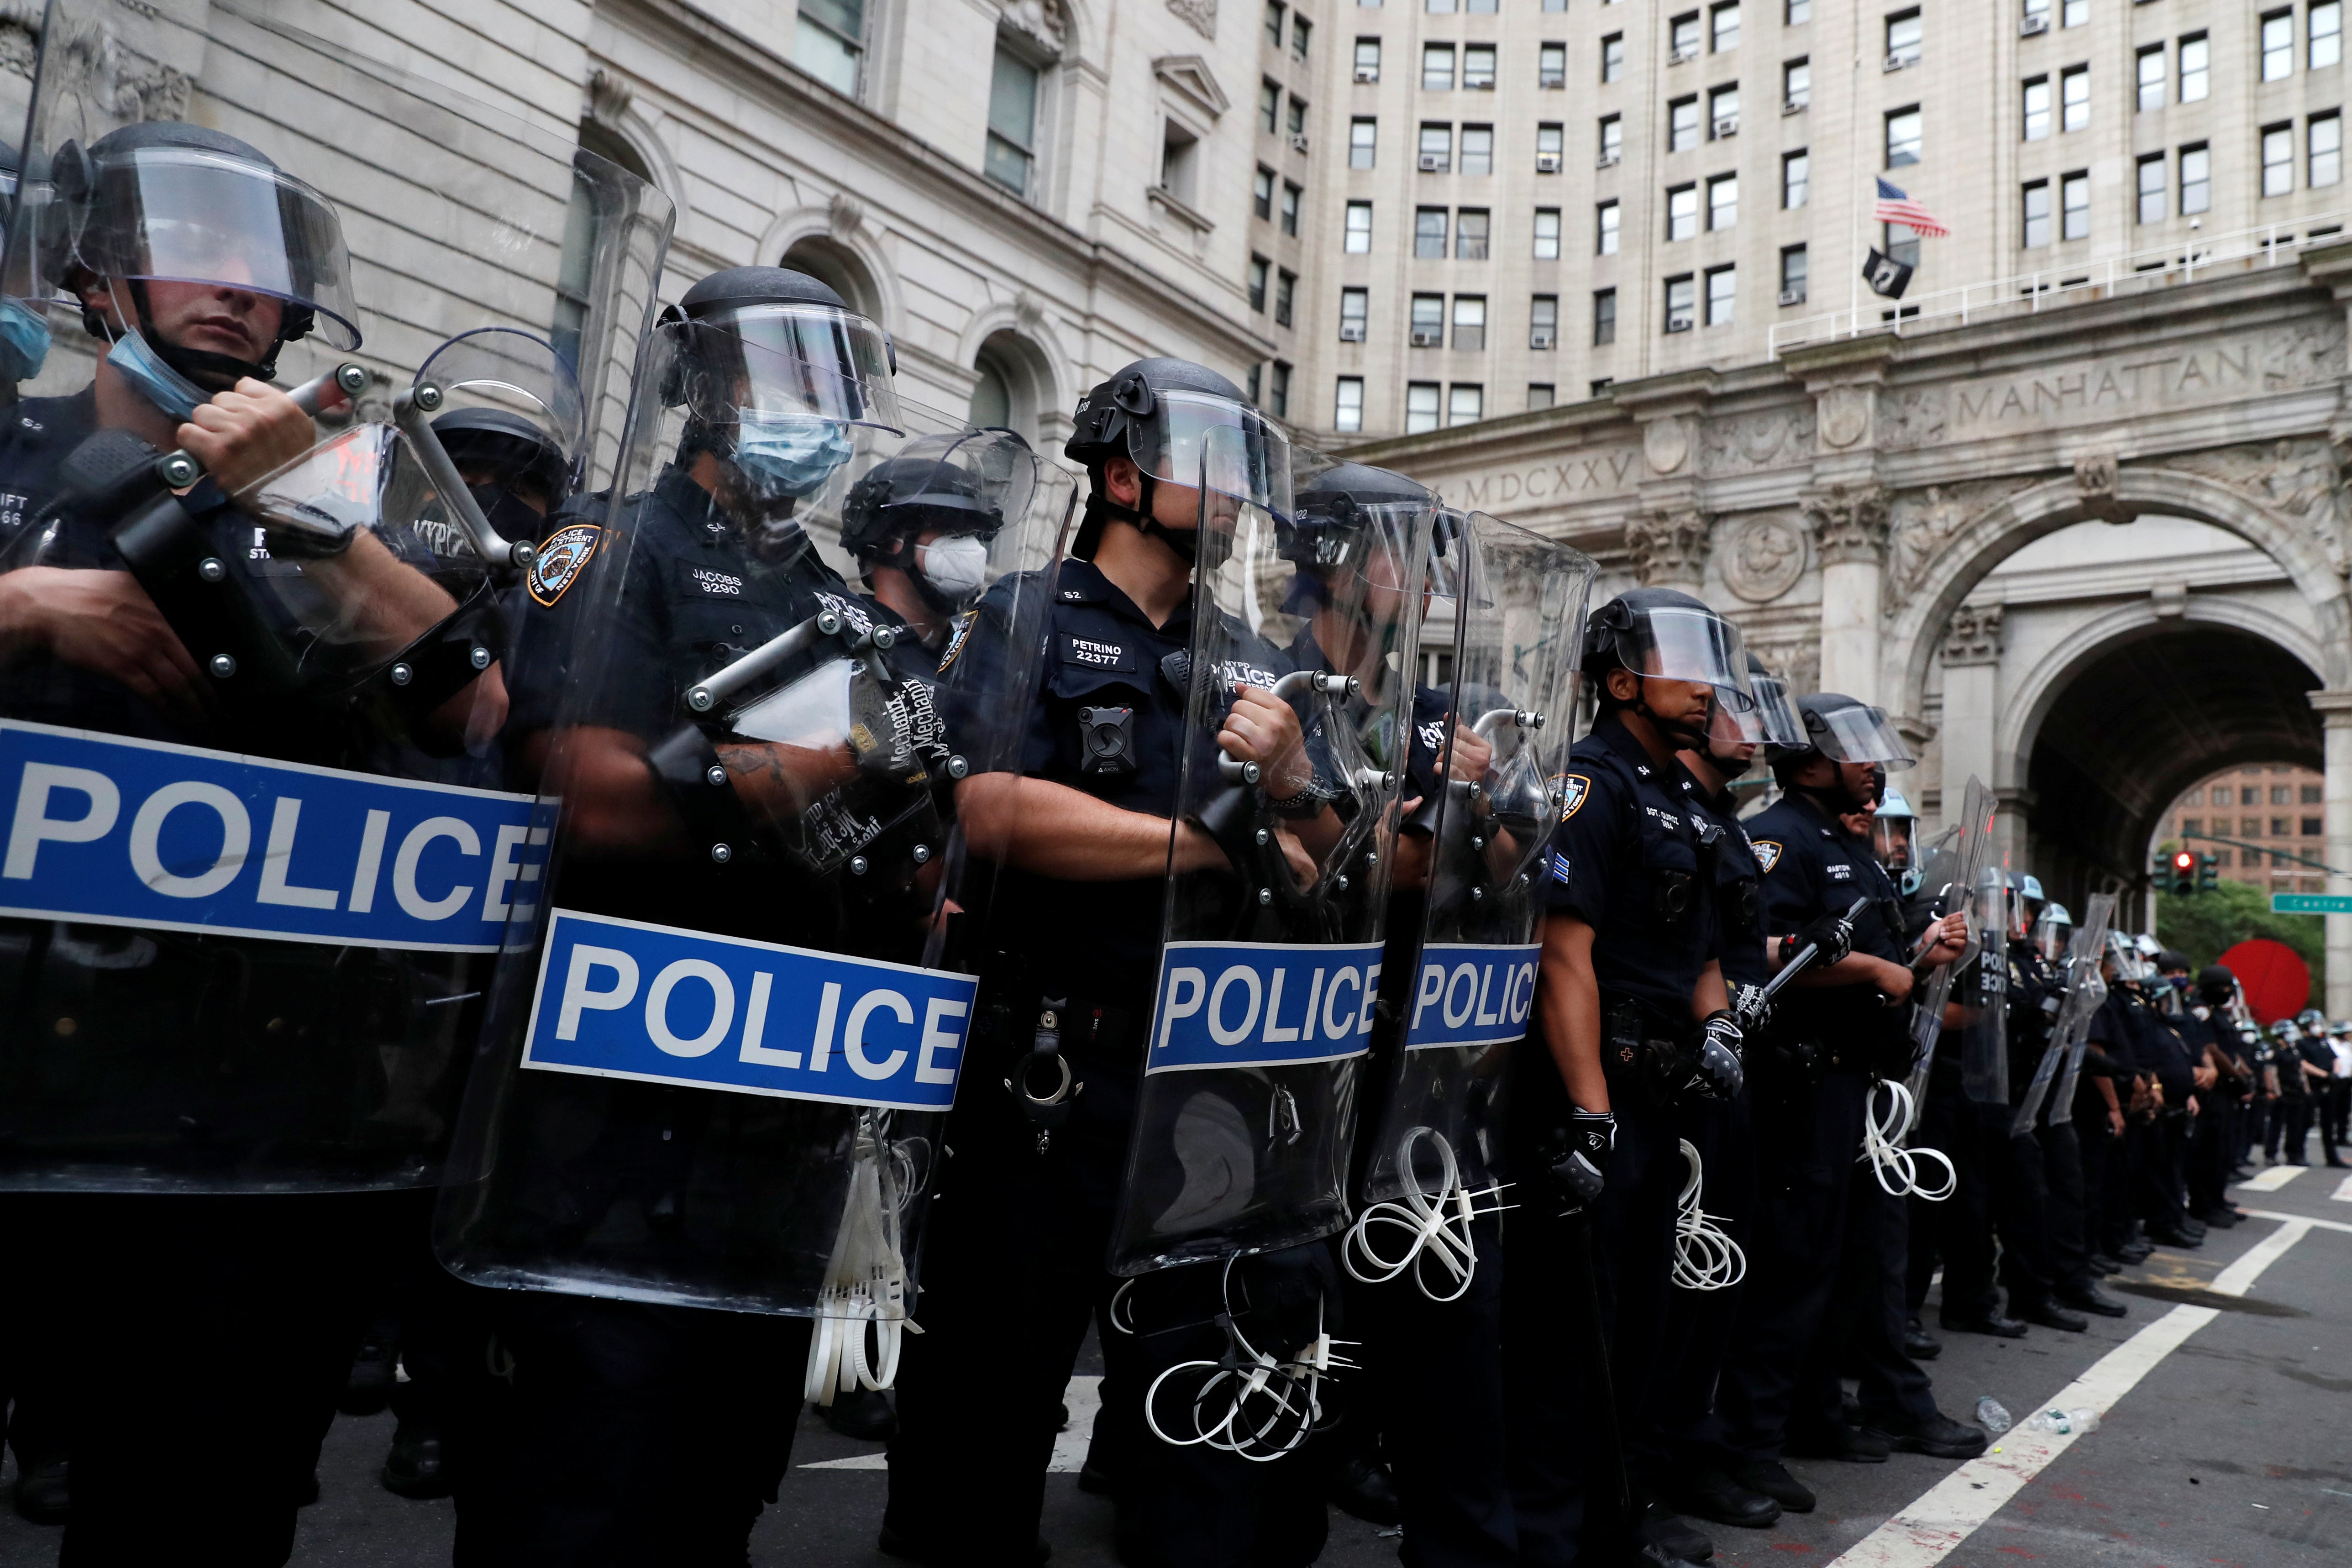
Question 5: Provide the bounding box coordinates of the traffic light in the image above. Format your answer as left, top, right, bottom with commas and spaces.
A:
2170, 849, 2196, 895
2198, 853, 2218, 892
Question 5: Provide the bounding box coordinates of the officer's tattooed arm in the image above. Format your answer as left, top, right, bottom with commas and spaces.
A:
956, 773, 1250, 881
1533, 912, 1611, 1114
523, 726, 853, 850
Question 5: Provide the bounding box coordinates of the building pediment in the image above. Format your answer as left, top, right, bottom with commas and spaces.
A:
1153, 54, 1229, 118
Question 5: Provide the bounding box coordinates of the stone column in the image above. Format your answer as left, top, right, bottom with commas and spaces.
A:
2312, 690, 2352, 1015
1804, 484, 1892, 702
1937, 604, 2003, 842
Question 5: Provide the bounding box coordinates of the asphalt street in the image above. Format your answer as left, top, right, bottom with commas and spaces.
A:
4, 1165, 2347, 1567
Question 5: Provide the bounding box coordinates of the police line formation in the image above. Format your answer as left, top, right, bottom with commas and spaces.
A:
0, 11, 2341, 1568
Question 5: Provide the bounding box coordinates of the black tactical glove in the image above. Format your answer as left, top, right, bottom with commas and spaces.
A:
850, 667, 951, 783
1780, 907, 1855, 970
1730, 981, 1772, 1034
1680, 1010, 1745, 1101
1544, 1108, 1615, 1210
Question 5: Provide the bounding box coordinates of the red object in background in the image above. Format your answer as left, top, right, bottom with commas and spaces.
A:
2219, 939, 2311, 1023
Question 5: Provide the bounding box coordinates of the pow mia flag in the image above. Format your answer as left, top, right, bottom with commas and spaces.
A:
1863, 247, 1915, 300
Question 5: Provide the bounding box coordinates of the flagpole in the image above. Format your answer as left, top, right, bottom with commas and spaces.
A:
1848, 0, 1862, 336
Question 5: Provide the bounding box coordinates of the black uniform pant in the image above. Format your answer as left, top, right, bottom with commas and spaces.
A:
2187, 1099, 2231, 1217
2242, 1096, 2270, 1162
1810, 1156, 1940, 1435
1989, 1114, 2058, 1315
2, 1190, 413, 1567
2322, 1080, 2351, 1160
1906, 1074, 1995, 1321
2035, 1120, 2093, 1292
2268, 1094, 2313, 1162
1709, 1069, 1868, 1466
1631, 1091, 1750, 1480
2136, 1110, 2194, 1228
441, 1290, 809, 1567
2101, 1112, 2145, 1253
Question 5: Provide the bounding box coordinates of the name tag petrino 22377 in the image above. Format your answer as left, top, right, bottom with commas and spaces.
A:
1145, 939, 1389, 1074
0, 719, 546, 951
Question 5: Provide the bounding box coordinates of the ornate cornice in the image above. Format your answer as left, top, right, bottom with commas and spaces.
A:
1624, 508, 1711, 587
1801, 484, 1892, 567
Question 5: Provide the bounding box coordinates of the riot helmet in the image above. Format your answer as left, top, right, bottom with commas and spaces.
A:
1874, 783, 1922, 891
2198, 964, 2237, 1005
1771, 691, 1918, 770
2033, 900, 2074, 963
1583, 587, 1756, 750
839, 429, 1038, 621
1064, 356, 1289, 566
656, 265, 897, 508
44, 121, 358, 395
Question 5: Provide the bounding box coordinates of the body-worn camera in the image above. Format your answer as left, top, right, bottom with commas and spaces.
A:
1078, 704, 1136, 774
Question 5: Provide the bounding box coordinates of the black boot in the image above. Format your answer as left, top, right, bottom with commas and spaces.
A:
381, 1421, 449, 1500
2056, 1280, 2129, 1318
1903, 1316, 1942, 1360
11, 1451, 67, 1525
1327, 1452, 1402, 1527
341, 1330, 397, 1417
820, 1385, 899, 1442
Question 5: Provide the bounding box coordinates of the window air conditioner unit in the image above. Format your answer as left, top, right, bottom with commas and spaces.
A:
1470, 79, 1496, 90
1410, 329, 1444, 347
1670, 46, 1698, 64
1419, 152, 1449, 172
1530, 329, 1558, 349
1778, 288, 1807, 306
1291, 133, 1312, 152
1537, 153, 1563, 173
1596, 150, 1621, 168
1540, 74, 1565, 89
1666, 316, 1694, 332
1339, 323, 1367, 341
1712, 115, 1739, 137
1783, 96, 1807, 115
1885, 52, 1917, 71
1354, 67, 1379, 83
2020, 13, 2050, 36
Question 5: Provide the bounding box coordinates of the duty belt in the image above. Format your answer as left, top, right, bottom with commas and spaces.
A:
1600, 993, 1686, 1109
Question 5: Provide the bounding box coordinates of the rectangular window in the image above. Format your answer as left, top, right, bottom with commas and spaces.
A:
1593, 287, 1618, 344
1785, 58, 1811, 109
1406, 383, 1442, 434
2273, 816, 2293, 838
2265, 123, 2295, 195
2023, 75, 2050, 142
1600, 115, 1623, 162
1268, 361, 1290, 419
2179, 32, 2208, 102
1254, 166, 1275, 219
1540, 43, 1567, 88
1334, 376, 1365, 433
2023, 0, 2048, 20
1886, 9, 1922, 67
1457, 208, 1491, 258
1260, 78, 1282, 133
1414, 206, 1448, 258
1780, 243, 1807, 301
2022, 178, 2051, 247
1248, 255, 1269, 312
1266, 1, 1285, 48
1672, 13, 1702, 57
1423, 44, 1456, 90
1528, 383, 1556, 410
985, 43, 1041, 195
1350, 119, 1377, 169
1708, 172, 1738, 228
1281, 181, 1302, 234
1666, 184, 1698, 240
2305, 816, 2325, 837
1460, 125, 1494, 176
2305, 783, 2326, 804
1538, 124, 1564, 170
1448, 383, 1483, 426
1713, 3, 1742, 51
1598, 199, 1622, 252
2062, 66, 2088, 133
1602, 33, 1625, 82
1410, 292, 1445, 344
1705, 264, 1735, 325
1354, 37, 1381, 80
1464, 45, 1497, 89
1293, 14, 1312, 59
1665, 273, 1696, 330
2062, 169, 2089, 238
1784, 148, 1810, 207
2273, 784, 2294, 805
1787, 0, 1810, 22
1287, 95, 1308, 136
2183, 817, 2204, 835
1885, 106, 1921, 167
1339, 288, 1369, 339
1275, 268, 1296, 326
1530, 293, 1559, 347
1346, 200, 1374, 252
2318, 3, 2344, 69
2263, 10, 2294, 80
1420, 123, 1453, 172
2137, 154, 2165, 222
2137, 47, 2164, 112
1671, 96, 1701, 151
2180, 142, 2210, 215
2063, 0, 2086, 25
1428, 0, 1454, 11
1535, 206, 1562, 258
2314, 112, 2343, 187
1886, 221, 1920, 265
1453, 294, 1486, 351
795, 0, 867, 94
2243, 817, 2263, 837
1709, 84, 1740, 135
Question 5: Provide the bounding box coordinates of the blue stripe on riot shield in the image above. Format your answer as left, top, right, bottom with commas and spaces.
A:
0, 719, 545, 952
1145, 939, 1388, 1074
520, 908, 975, 1112
1402, 942, 1542, 1051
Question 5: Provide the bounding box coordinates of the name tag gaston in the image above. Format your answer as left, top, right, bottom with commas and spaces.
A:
1404, 942, 1541, 1051
1146, 939, 1386, 1073
0, 719, 544, 952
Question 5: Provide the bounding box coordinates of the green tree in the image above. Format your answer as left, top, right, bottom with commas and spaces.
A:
2154, 877, 2326, 982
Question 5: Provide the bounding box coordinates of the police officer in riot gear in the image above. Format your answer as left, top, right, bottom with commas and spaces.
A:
840, 435, 1021, 661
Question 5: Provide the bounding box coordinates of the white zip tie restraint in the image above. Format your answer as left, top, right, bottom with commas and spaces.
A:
1858, 1080, 1956, 1201
804, 1115, 924, 1406
1670, 1139, 1745, 1291
1340, 1127, 1511, 1303
1137, 1257, 1357, 1463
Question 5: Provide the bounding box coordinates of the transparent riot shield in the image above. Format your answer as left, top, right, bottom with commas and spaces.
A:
1355, 512, 1591, 1246
0, 1, 671, 1192
1959, 846, 2012, 1105
433, 283, 1068, 1334
1903, 775, 1997, 1111
2042, 892, 2116, 1128
1107, 428, 1430, 1276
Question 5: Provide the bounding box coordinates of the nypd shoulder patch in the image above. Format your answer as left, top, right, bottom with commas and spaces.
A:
937, 610, 977, 672
1559, 773, 1592, 821
1753, 839, 1784, 873
527, 522, 601, 608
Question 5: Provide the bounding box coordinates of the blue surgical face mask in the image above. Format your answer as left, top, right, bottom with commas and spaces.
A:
0, 297, 51, 383
107, 329, 210, 423
732, 407, 854, 499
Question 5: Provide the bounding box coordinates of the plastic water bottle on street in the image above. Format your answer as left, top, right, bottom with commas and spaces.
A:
2023, 1407, 2095, 1435
1975, 1396, 2013, 1434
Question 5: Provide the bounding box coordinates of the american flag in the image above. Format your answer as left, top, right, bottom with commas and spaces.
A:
1873, 177, 1949, 238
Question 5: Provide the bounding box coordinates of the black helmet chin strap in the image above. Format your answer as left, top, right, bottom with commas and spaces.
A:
1078, 472, 1205, 567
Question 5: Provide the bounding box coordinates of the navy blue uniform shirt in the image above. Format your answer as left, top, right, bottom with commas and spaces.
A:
1744, 788, 1906, 1041
1692, 780, 1766, 988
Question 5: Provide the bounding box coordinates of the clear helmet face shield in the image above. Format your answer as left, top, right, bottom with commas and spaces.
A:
1611, 604, 1758, 713
2034, 904, 2075, 964
664, 299, 903, 454
1804, 701, 1918, 769
1136, 388, 1292, 519
1871, 811, 1916, 876
842, 427, 1045, 614
1749, 672, 1806, 749
0, 0, 674, 1196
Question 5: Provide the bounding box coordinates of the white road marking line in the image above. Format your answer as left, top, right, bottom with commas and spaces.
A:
1825, 1216, 2315, 1568
2331, 1172, 2352, 1203
2244, 1206, 2352, 1235
2236, 1164, 2305, 1192
802, 1375, 1102, 1473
